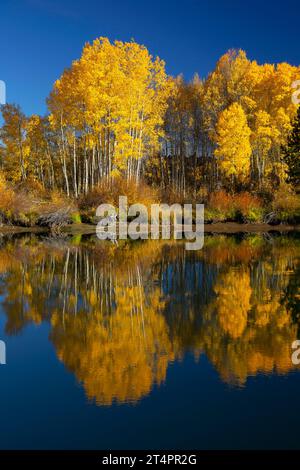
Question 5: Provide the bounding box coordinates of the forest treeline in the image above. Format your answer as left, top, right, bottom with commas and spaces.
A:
0, 37, 300, 226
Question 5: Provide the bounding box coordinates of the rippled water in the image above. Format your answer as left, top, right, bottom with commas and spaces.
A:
0, 232, 299, 449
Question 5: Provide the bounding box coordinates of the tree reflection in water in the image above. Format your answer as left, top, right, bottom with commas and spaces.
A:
0, 233, 299, 404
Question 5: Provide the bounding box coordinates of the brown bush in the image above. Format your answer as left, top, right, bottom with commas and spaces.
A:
233, 192, 264, 223
79, 177, 160, 212
0, 172, 14, 213
206, 190, 264, 223
271, 185, 300, 222
208, 190, 234, 214
15, 177, 48, 198
0, 174, 79, 227
233, 192, 262, 212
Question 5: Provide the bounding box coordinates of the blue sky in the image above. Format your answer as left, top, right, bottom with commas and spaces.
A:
1, 0, 299, 116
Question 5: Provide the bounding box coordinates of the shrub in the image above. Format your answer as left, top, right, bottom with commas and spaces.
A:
71, 212, 82, 224
0, 176, 83, 228
196, 186, 209, 203
271, 186, 300, 223
0, 172, 14, 210
207, 191, 235, 221
204, 208, 224, 223
161, 186, 188, 206
243, 207, 264, 223
15, 178, 47, 198
79, 209, 96, 224
79, 177, 160, 215
233, 192, 264, 223
206, 190, 264, 223
0, 172, 15, 224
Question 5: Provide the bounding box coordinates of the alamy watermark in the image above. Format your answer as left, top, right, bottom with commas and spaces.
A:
0, 80, 6, 105
96, 197, 204, 251
0, 77, 298, 110
0, 340, 6, 365
291, 340, 300, 365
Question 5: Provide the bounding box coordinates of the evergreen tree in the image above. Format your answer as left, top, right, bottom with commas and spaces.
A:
282, 107, 300, 188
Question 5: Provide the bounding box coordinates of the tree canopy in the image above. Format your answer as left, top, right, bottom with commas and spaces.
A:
1, 42, 299, 196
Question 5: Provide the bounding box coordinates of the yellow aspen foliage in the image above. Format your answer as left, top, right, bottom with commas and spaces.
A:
214, 269, 252, 339
0, 104, 29, 182
215, 103, 252, 181
48, 37, 172, 182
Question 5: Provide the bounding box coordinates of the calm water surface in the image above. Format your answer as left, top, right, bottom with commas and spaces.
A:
0, 232, 299, 449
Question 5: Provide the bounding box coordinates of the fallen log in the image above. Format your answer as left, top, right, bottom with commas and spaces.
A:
37, 206, 72, 232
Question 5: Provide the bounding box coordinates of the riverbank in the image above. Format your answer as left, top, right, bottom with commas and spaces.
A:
1, 222, 299, 236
